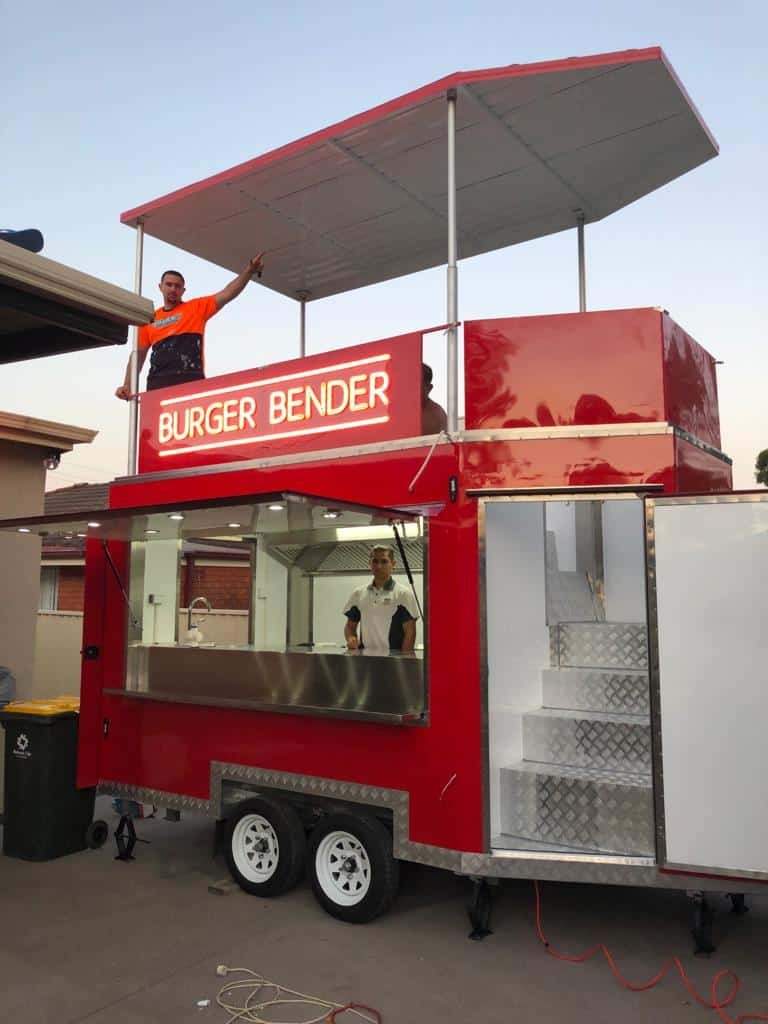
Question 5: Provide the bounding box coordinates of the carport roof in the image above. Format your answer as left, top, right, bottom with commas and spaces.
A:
0, 241, 154, 364
121, 47, 717, 302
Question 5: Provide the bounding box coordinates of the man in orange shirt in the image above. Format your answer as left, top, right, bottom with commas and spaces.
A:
115, 254, 264, 398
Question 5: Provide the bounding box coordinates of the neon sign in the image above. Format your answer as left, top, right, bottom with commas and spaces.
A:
138, 335, 422, 473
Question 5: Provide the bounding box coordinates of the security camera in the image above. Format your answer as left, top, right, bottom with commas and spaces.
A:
43, 452, 61, 471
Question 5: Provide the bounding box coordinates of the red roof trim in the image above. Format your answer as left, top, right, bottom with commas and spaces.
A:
120, 47, 663, 228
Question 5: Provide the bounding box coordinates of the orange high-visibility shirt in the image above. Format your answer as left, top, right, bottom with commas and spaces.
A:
139, 295, 218, 378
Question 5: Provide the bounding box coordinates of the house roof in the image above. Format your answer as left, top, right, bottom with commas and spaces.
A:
44, 482, 110, 515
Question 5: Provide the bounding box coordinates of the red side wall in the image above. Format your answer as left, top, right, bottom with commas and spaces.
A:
465, 310, 724, 453
95, 446, 488, 853
662, 314, 722, 449
465, 309, 666, 430
675, 436, 732, 493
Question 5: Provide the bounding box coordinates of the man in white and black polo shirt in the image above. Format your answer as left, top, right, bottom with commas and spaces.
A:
343, 545, 418, 652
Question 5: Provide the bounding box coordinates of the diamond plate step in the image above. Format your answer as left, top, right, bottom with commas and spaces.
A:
542, 667, 649, 715
550, 622, 648, 670
500, 761, 654, 856
522, 708, 651, 772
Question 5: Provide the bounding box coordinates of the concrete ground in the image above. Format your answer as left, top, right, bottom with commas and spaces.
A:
1, 799, 767, 1024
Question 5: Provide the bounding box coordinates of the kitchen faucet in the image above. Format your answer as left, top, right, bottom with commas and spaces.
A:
187, 595, 211, 629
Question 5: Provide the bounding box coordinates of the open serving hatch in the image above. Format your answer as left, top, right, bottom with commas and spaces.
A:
1, 493, 430, 724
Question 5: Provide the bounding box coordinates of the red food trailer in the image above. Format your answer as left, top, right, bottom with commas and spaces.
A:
4, 48, 766, 946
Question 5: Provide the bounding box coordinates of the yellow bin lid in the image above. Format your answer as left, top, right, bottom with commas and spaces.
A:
3, 697, 80, 715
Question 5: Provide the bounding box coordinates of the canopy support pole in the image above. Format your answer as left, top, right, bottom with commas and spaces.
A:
127, 220, 144, 475
297, 290, 310, 357
577, 210, 586, 313
446, 88, 458, 434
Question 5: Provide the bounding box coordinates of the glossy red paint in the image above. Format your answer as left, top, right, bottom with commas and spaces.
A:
138, 334, 422, 474
465, 310, 721, 444
674, 436, 732, 493
111, 443, 457, 511
460, 435, 676, 493
95, 479, 486, 854
77, 539, 129, 789
663, 315, 721, 449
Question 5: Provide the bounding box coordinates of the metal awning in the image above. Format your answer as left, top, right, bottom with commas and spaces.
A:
121, 47, 717, 303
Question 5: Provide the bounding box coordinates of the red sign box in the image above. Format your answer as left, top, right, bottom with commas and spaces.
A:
138, 333, 422, 474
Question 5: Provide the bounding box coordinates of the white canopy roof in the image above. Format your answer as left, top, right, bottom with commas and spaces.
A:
121, 47, 717, 303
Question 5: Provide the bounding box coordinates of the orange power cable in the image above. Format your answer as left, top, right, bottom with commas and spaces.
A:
533, 880, 768, 1024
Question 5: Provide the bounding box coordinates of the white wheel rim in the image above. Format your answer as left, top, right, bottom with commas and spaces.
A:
231, 814, 280, 883
315, 830, 372, 906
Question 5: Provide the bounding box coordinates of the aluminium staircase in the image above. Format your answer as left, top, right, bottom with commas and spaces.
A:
499, 620, 654, 857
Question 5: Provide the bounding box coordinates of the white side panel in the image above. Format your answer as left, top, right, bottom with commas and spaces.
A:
603, 499, 646, 622
485, 502, 549, 838
313, 574, 423, 647
654, 500, 768, 875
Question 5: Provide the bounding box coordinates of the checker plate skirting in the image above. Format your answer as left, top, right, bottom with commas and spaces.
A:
100, 770, 768, 894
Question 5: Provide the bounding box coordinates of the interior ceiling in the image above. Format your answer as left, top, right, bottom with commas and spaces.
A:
121, 48, 717, 302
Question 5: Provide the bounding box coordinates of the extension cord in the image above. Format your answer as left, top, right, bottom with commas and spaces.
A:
213, 966, 381, 1024
533, 880, 768, 1024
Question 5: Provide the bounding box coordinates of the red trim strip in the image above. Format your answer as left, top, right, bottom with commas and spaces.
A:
660, 867, 768, 886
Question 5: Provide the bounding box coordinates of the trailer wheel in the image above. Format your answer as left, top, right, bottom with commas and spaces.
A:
308, 813, 399, 923
225, 797, 305, 898
85, 819, 109, 850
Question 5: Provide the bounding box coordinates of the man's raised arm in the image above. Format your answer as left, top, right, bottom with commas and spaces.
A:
214, 254, 264, 310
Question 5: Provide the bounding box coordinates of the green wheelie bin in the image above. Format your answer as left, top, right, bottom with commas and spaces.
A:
0, 698, 107, 860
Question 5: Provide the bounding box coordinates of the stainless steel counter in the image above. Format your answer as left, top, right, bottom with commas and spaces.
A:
115, 643, 426, 724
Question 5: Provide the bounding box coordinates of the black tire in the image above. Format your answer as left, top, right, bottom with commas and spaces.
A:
224, 797, 305, 898
308, 812, 399, 923
85, 819, 109, 849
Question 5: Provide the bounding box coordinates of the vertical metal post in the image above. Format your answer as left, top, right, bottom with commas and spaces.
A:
577, 210, 586, 313
127, 221, 145, 475
298, 292, 309, 357
446, 88, 459, 433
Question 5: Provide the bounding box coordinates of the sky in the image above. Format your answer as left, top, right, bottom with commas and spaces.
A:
2, 0, 766, 489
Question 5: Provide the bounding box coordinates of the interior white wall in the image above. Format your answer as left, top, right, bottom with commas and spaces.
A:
313, 574, 424, 647
603, 499, 646, 622
545, 502, 577, 570
654, 500, 768, 875
141, 539, 180, 643
252, 543, 288, 648
485, 501, 549, 839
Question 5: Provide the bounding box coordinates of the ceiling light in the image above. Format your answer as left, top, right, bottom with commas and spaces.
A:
144, 529, 159, 535
87, 521, 101, 528
17, 527, 31, 533
322, 510, 341, 519
227, 522, 242, 529
76, 533, 87, 538
168, 513, 185, 521
267, 504, 284, 512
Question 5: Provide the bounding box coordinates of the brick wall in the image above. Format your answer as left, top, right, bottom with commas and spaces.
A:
44, 561, 251, 614
57, 566, 86, 611
180, 562, 251, 611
